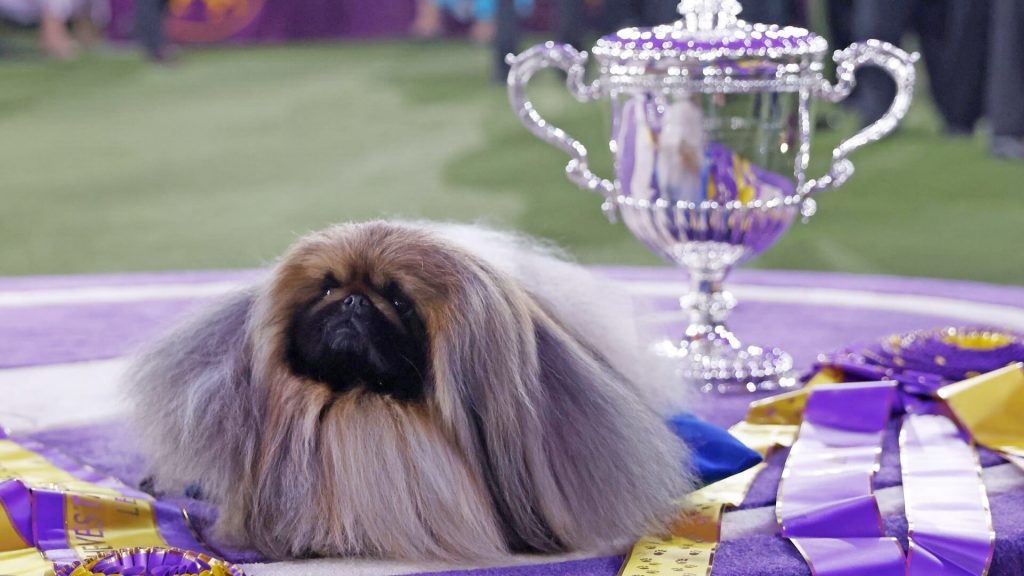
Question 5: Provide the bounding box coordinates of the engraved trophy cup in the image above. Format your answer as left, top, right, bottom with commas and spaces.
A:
507, 0, 916, 393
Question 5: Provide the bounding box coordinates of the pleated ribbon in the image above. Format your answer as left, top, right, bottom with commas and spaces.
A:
777, 381, 906, 576
621, 327, 1024, 576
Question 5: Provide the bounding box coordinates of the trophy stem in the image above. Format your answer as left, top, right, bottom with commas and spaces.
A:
665, 265, 798, 394
682, 267, 737, 345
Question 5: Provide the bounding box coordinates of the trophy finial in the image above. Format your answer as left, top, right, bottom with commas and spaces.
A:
677, 0, 743, 31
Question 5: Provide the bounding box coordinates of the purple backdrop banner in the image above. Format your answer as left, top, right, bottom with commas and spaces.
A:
109, 0, 416, 44
108, 0, 553, 45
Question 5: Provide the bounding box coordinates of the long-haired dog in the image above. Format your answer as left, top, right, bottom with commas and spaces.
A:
126, 221, 693, 561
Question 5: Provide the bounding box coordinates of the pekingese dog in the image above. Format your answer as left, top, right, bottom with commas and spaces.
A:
126, 221, 693, 561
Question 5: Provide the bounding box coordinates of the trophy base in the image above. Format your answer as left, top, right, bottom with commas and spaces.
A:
654, 328, 800, 394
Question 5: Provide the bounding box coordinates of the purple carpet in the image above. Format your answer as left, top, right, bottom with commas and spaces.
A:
4, 267, 1024, 576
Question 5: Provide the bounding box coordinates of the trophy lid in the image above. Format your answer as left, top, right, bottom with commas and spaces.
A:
592, 0, 829, 92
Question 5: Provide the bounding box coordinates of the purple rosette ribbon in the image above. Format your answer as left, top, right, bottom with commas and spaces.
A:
57, 547, 245, 576
814, 327, 1024, 400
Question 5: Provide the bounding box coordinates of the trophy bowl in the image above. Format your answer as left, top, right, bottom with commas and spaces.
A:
507, 0, 917, 393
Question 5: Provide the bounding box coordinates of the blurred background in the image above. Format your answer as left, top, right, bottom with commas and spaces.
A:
0, 0, 1021, 284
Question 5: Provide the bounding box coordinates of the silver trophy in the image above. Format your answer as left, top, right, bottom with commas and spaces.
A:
507, 0, 916, 393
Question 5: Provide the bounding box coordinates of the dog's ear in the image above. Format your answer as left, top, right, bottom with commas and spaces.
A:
527, 306, 694, 548
431, 263, 693, 553
428, 263, 558, 551
124, 287, 262, 542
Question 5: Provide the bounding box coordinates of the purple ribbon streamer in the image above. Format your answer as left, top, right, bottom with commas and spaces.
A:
902, 414, 994, 576
0, 479, 34, 547
33, 489, 77, 565
778, 381, 906, 576
791, 538, 907, 576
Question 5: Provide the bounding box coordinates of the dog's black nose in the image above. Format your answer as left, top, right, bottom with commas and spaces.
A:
341, 293, 371, 315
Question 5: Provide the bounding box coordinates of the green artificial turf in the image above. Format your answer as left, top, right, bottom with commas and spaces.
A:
0, 39, 1021, 283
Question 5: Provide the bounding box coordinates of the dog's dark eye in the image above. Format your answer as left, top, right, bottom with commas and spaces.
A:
391, 294, 410, 313
320, 274, 340, 298
386, 283, 412, 315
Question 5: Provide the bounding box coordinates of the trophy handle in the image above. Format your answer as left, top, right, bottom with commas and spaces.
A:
801, 40, 918, 199
507, 42, 615, 201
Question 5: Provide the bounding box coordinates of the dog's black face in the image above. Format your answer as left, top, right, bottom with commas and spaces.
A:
285, 273, 428, 401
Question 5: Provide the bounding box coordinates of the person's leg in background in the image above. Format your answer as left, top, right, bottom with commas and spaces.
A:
825, 0, 854, 49
906, 0, 978, 137
491, 0, 534, 80
817, 0, 857, 127
852, 0, 915, 125
494, 0, 518, 81
555, 0, 585, 48
39, 0, 78, 59
71, 0, 106, 48
409, 0, 444, 39
988, 0, 1024, 160
472, 0, 528, 44
926, 0, 988, 136
134, 0, 170, 60
470, 0, 497, 43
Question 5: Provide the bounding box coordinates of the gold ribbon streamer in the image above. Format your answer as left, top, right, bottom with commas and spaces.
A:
59, 491, 168, 559
0, 549, 53, 576
619, 393, 805, 576
0, 438, 169, 575
938, 362, 1024, 469
619, 465, 764, 576
0, 440, 121, 497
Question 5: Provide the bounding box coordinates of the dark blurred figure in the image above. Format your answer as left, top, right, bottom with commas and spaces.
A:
551, 0, 678, 51
850, 0, 952, 127
934, 0, 989, 136
494, 0, 517, 80
989, 0, 1024, 160
740, 0, 801, 27
847, 0, 1022, 159
135, 0, 170, 61
825, 0, 854, 49
495, 0, 677, 81
412, 0, 533, 44
916, 0, 1024, 159
602, 0, 678, 30
553, 0, 586, 48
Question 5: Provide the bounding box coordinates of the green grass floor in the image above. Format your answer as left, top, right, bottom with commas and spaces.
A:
0, 39, 1021, 283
